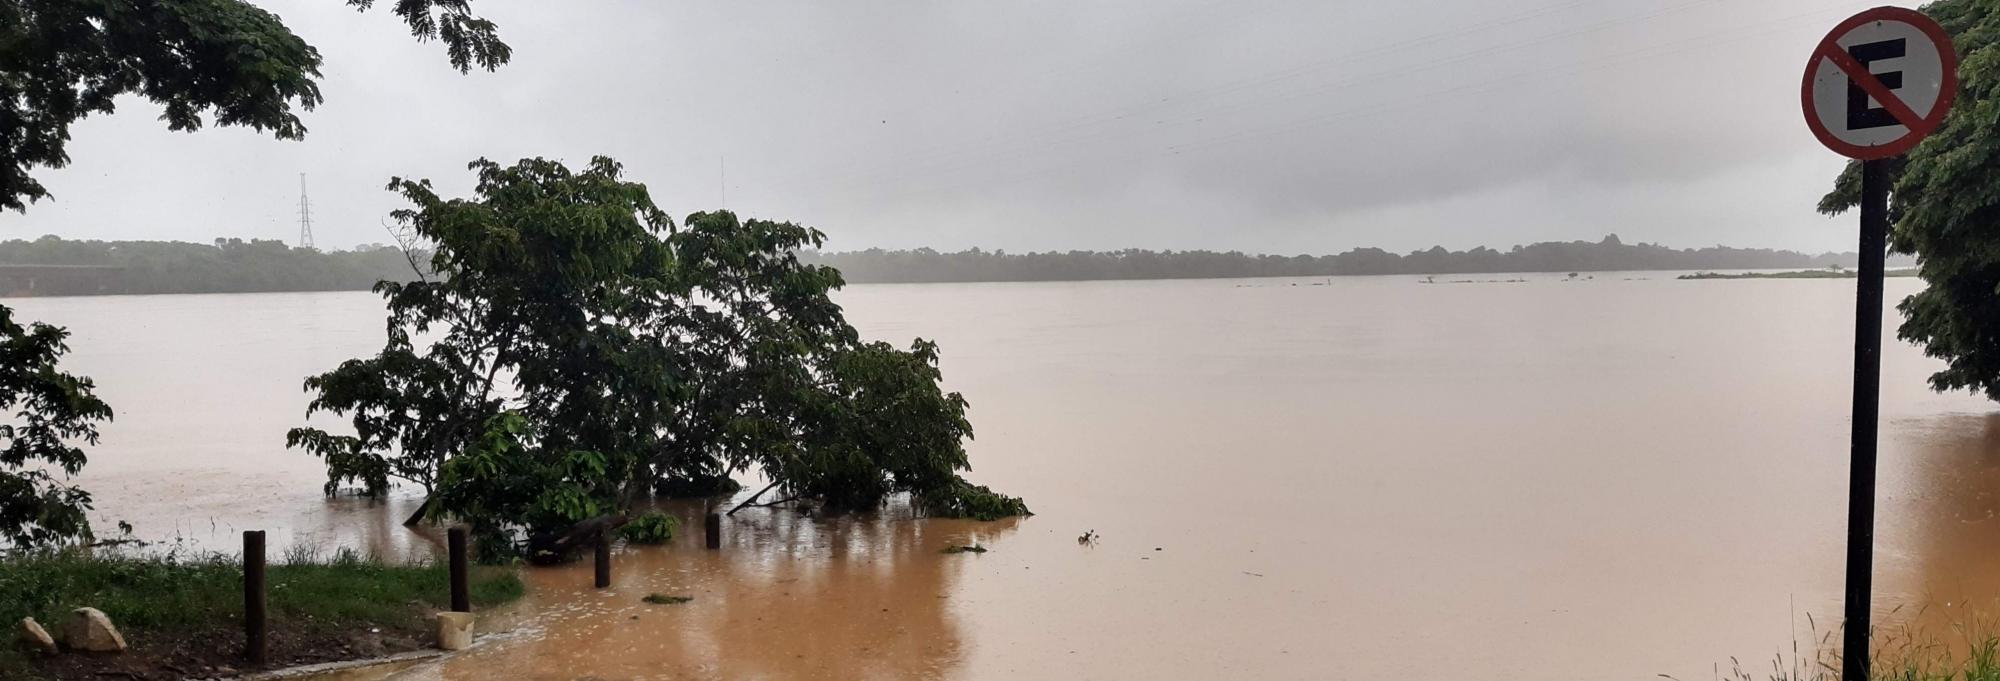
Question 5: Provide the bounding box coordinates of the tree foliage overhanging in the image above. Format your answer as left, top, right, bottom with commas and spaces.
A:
0, 0, 504, 547
0, 304, 110, 547
288, 157, 1026, 559
0, 0, 505, 212
1819, 0, 2000, 401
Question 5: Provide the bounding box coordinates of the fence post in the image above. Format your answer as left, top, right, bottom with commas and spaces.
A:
448, 527, 470, 613
705, 512, 722, 550
243, 530, 267, 665
594, 533, 612, 588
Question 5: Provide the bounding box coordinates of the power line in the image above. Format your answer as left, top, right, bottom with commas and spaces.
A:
297, 173, 315, 251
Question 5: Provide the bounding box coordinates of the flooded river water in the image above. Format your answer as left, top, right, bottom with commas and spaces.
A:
11, 273, 2000, 680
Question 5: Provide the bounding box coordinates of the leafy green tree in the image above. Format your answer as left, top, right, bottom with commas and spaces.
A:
1818, 0, 2000, 399
643, 210, 1024, 519
0, 305, 111, 547
292, 157, 1026, 560
290, 157, 674, 541
0, 0, 505, 546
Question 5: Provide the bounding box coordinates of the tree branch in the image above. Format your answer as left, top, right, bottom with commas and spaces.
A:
727, 480, 782, 516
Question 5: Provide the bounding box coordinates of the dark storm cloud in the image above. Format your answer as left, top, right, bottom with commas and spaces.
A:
1, 0, 1889, 254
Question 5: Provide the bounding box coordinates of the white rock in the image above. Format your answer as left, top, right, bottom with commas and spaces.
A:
18, 617, 56, 654
435, 612, 474, 651
62, 607, 126, 653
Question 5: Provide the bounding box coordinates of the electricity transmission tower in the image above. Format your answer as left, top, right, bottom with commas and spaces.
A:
297, 173, 316, 250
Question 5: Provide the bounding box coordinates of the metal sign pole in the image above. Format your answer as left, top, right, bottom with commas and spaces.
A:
1801, 9, 1954, 679
1840, 157, 1889, 681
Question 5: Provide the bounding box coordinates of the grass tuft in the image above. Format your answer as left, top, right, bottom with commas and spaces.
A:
1688, 611, 2000, 681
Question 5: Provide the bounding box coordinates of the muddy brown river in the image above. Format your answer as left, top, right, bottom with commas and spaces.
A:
12, 273, 2000, 680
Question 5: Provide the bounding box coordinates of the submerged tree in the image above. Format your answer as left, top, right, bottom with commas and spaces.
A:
290, 156, 675, 541
291, 157, 1025, 560
0, 0, 506, 546
655, 211, 1022, 519
1819, 0, 2000, 400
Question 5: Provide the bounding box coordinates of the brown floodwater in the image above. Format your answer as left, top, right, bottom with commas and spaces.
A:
11, 273, 2000, 680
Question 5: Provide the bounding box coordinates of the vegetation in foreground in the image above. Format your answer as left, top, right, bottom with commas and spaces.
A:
1692, 613, 2000, 681
0, 0, 511, 550
0, 548, 523, 680
1818, 0, 2000, 403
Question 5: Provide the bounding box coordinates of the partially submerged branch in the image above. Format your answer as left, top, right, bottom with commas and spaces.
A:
727, 481, 782, 516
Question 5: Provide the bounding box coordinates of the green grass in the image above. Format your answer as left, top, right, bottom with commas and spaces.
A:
1687, 613, 2000, 681
0, 547, 522, 676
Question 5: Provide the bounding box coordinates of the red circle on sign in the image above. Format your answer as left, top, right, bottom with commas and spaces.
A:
1800, 6, 1958, 160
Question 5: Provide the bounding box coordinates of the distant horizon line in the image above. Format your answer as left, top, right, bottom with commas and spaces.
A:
1, 232, 1867, 259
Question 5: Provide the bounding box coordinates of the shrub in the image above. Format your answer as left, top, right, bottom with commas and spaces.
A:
620, 512, 679, 544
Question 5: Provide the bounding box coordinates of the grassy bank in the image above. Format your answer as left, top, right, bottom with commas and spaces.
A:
0, 548, 522, 680
1678, 269, 1921, 280
1693, 616, 2000, 681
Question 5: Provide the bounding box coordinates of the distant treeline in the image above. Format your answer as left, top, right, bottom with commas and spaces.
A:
0, 236, 419, 297
0, 233, 1914, 297
802, 235, 1905, 284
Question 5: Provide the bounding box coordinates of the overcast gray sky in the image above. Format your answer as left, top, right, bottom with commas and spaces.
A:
0, 0, 1891, 254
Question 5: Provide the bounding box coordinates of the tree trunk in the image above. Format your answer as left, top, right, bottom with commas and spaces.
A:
402, 495, 433, 527
526, 514, 630, 565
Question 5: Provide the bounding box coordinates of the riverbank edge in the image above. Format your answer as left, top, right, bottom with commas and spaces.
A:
1, 550, 522, 681
195, 649, 444, 681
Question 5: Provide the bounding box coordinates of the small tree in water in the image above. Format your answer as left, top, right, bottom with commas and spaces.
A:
290, 156, 1026, 560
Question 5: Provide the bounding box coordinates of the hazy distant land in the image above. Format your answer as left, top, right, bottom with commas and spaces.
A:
0, 234, 1915, 297
803, 234, 1912, 284
1677, 269, 1919, 280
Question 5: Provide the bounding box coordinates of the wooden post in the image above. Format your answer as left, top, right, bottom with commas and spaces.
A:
448, 527, 470, 613
705, 512, 722, 550
594, 534, 611, 588
243, 530, 267, 665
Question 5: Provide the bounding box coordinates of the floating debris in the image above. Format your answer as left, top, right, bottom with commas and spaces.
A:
941, 544, 988, 554
643, 594, 694, 605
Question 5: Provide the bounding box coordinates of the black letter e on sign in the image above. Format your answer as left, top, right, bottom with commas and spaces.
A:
1848, 38, 1907, 130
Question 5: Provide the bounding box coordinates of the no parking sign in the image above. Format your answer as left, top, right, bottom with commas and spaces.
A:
1803, 7, 1957, 681
1802, 6, 1957, 159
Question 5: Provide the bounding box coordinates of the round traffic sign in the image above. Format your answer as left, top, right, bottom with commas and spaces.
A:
1801, 7, 1957, 160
